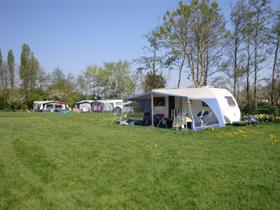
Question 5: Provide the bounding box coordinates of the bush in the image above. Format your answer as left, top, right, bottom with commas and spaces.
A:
243, 113, 280, 123
240, 102, 280, 116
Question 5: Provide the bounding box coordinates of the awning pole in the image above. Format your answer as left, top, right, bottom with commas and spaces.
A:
187, 98, 195, 130
151, 93, 154, 127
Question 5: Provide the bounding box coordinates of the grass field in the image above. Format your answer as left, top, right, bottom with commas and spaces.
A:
0, 112, 279, 210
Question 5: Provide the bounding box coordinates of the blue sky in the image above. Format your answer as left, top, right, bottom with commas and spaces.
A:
1, 0, 280, 87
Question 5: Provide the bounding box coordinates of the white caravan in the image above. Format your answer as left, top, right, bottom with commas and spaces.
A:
127, 87, 241, 130
33, 101, 70, 112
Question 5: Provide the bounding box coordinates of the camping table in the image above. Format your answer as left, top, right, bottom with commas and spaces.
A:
154, 114, 168, 128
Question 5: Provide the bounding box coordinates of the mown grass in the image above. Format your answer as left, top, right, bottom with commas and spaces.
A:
0, 112, 279, 210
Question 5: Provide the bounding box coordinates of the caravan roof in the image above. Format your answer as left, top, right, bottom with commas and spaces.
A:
127, 87, 229, 100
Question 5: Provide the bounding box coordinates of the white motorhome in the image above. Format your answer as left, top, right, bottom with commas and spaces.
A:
127, 87, 241, 130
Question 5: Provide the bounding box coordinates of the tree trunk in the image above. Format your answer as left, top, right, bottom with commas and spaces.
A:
203, 48, 209, 86
253, 13, 260, 110
152, 49, 156, 75
271, 33, 279, 105
177, 57, 185, 88
246, 37, 251, 104
233, 31, 238, 98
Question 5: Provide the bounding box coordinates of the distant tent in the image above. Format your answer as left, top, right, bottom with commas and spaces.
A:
75, 100, 95, 112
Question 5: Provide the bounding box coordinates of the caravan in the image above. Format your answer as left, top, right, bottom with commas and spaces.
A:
127, 87, 241, 131
33, 101, 70, 112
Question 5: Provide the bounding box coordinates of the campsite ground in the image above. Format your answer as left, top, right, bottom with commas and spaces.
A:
0, 112, 279, 210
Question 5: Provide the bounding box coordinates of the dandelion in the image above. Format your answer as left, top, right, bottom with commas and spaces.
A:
270, 134, 278, 144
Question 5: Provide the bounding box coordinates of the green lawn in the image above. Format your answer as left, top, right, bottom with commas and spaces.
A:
0, 112, 279, 210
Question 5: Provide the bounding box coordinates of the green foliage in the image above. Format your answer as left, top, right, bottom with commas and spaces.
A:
255, 103, 280, 115
47, 68, 80, 107
155, 0, 227, 87
0, 49, 3, 86
240, 102, 280, 117
0, 88, 10, 110
83, 61, 135, 99
143, 72, 166, 91
24, 88, 48, 109
6, 90, 25, 111
7, 50, 15, 88
19, 43, 40, 93
0, 113, 280, 209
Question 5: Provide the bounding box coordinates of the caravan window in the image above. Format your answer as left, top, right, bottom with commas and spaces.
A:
154, 97, 165, 106
225, 96, 236, 107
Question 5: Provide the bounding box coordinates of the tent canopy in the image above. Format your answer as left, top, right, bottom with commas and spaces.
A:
127, 87, 219, 101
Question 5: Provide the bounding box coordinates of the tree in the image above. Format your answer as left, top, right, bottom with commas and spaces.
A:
143, 72, 166, 91
7, 50, 15, 88
136, 30, 167, 91
270, 9, 280, 104
83, 62, 135, 99
0, 49, 3, 87
0, 50, 9, 88
20, 43, 39, 93
76, 74, 87, 98
29, 54, 39, 90
1, 61, 9, 88
48, 67, 79, 106
229, 0, 248, 98
6, 90, 25, 111
83, 65, 101, 97
37, 68, 50, 90
243, 7, 254, 105
156, 0, 227, 87
249, 0, 271, 107
103, 61, 135, 98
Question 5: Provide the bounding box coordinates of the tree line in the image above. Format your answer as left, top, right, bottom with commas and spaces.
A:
139, 0, 280, 111
0, 44, 138, 110
1, 0, 280, 112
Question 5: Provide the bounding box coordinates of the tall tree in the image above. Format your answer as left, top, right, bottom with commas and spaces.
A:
270, 9, 280, 104
229, 0, 248, 98
20, 44, 31, 92
83, 65, 100, 97
0, 49, 4, 86
244, 8, 254, 105
1, 61, 9, 88
76, 74, 87, 98
20, 43, 39, 93
156, 0, 227, 87
29, 54, 39, 90
249, 0, 271, 107
101, 61, 135, 98
7, 50, 15, 88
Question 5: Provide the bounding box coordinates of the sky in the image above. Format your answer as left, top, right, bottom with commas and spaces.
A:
1, 0, 280, 87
